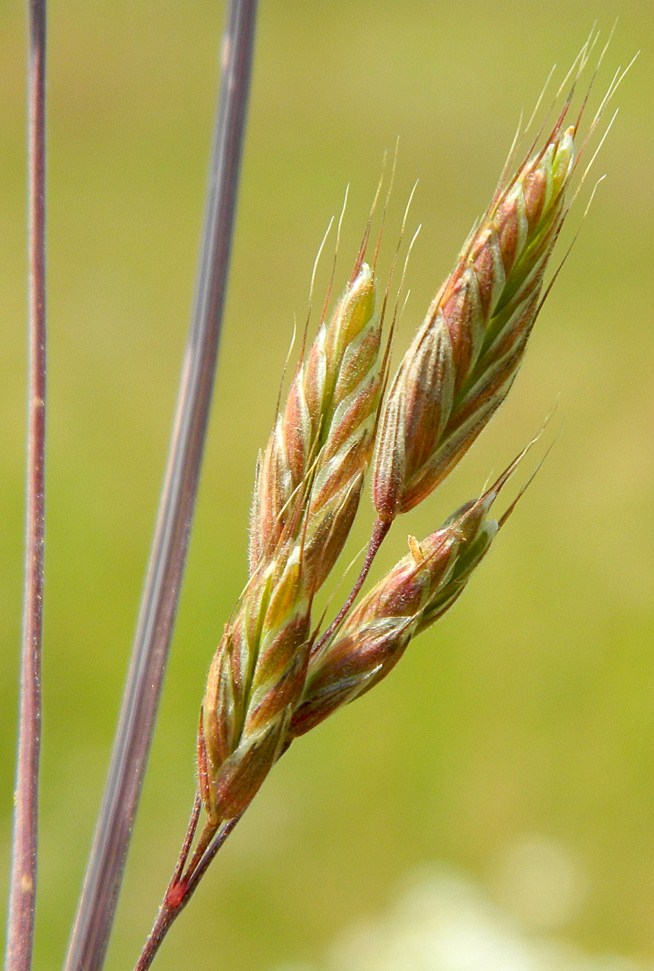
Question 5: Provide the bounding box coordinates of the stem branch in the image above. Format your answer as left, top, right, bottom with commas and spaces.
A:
134, 815, 241, 971
313, 517, 391, 656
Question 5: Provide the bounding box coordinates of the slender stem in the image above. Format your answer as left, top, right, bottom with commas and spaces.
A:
169, 795, 203, 888
177, 819, 220, 885
64, 4, 259, 969
183, 817, 241, 896
5, 4, 47, 970
136, 734, 297, 969
134, 817, 241, 971
312, 517, 391, 656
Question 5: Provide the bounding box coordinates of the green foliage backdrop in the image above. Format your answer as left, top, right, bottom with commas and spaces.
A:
1, 2, 653, 968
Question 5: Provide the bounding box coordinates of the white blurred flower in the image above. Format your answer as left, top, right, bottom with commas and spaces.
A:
271, 862, 650, 971
490, 834, 587, 932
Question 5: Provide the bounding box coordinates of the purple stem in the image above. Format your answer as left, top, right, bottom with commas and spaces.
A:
64, 3, 258, 969
134, 816, 241, 971
5, 3, 47, 969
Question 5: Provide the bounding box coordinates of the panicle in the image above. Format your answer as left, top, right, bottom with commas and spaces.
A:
372, 121, 575, 522
196, 70, 595, 834
288, 477, 506, 739
249, 262, 383, 590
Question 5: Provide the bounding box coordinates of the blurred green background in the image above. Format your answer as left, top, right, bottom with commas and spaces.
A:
2, 2, 653, 968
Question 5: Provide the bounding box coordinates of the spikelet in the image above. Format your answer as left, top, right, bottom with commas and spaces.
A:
289, 466, 515, 739
372, 115, 575, 522
198, 542, 311, 822
249, 261, 383, 590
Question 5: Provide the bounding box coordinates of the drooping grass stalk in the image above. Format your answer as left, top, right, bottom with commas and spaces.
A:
64, 4, 258, 970
5, 3, 47, 970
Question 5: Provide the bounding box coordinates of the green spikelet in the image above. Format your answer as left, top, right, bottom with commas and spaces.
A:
199, 544, 311, 822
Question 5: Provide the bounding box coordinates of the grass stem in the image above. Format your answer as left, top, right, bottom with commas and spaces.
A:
134, 815, 241, 971
5, 3, 48, 969
312, 517, 391, 656
63, 4, 258, 968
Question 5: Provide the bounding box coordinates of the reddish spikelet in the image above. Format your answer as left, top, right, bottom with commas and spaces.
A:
249, 262, 383, 590
373, 120, 575, 522
289, 476, 507, 738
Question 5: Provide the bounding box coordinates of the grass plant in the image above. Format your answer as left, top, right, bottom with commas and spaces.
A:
3, 5, 639, 971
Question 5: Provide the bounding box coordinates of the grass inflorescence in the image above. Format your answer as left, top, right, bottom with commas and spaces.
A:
135, 33, 632, 969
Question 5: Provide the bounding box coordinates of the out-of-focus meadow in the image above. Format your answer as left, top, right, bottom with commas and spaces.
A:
1, 2, 653, 969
